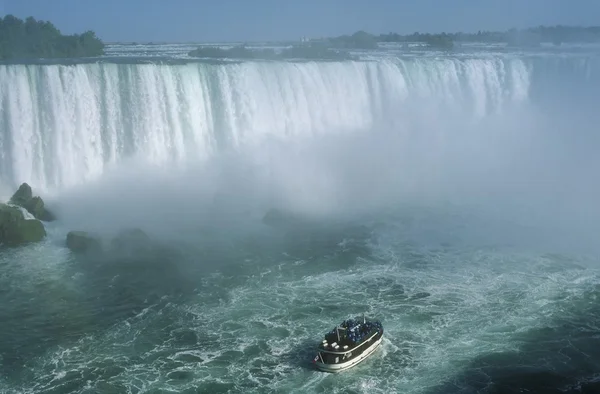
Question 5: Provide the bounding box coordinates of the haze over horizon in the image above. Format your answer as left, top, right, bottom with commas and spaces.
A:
1, 0, 599, 43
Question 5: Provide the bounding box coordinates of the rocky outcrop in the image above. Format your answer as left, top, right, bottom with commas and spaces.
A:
262, 208, 305, 228
66, 227, 156, 258
110, 228, 153, 256
0, 182, 55, 246
8, 183, 33, 206
0, 203, 47, 245
23, 196, 56, 222
66, 231, 102, 253
9, 183, 56, 222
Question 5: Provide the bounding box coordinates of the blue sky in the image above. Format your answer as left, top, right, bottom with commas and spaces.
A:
1, 0, 598, 42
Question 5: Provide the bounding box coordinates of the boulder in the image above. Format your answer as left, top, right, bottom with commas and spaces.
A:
9, 183, 32, 206
0, 203, 47, 246
262, 208, 297, 227
41, 208, 57, 222
66, 228, 155, 258
110, 228, 153, 256
66, 231, 102, 254
8, 182, 56, 222
22, 196, 44, 220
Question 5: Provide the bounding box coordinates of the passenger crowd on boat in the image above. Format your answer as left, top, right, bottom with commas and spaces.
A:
326, 318, 383, 345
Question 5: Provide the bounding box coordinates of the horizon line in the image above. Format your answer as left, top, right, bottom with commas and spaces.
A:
1, 14, 599, 44
100, 24, 600, 45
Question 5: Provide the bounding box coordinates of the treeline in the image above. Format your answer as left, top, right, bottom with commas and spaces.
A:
0, 15, 105, 60
188, 44, 355, 61
319, 25, 600, 50
379, 26, 600, 46
317, 30, 454, 50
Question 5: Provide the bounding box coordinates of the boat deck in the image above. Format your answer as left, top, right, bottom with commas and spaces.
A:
318, 328, 381, 354
313, 317, 384, 371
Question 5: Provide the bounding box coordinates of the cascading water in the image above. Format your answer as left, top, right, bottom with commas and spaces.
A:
0, 57, 535, 193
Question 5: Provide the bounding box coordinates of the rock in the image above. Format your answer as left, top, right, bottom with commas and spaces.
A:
66, 231, 102, 253
40, 208, 57, 222
8, 182, 56, 222
9, 183, 33, 206
262, 208, 300, 228
66, 228, 157, 258
116, 228, 151, 244
110, 228, 153, 256
22, 196, 45, 220
0, 203, 47, 246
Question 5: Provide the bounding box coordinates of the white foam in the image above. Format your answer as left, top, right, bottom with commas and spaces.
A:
6, 230, 599, 394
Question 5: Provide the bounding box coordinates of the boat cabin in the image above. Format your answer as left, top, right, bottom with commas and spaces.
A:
314, 317, 383, 366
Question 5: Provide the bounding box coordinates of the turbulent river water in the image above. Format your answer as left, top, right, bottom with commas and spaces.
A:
1, 43, 600, 393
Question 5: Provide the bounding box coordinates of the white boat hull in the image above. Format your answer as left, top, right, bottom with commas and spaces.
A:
314, 335, 383, 373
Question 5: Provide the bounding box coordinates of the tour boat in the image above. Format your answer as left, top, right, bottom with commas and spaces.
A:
312, 315, 383, 372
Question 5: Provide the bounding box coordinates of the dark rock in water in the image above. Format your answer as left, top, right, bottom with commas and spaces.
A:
0, 203, 46, 246
66, 231, 101, 253
115, 228, 150, 244
22, 196, 45, 220
110, 228, 153, 256
262, 208, 307, 228
8, 182, 56, 222
262, 208, 289, 227
66, 227, 162, 260
9, 183, 32, 206
39, 204, 56, 222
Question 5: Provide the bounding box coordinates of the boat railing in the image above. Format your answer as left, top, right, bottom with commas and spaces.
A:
318, 330, 380, 355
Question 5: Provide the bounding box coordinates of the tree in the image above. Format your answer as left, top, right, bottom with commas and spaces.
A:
0, 15, 105, 60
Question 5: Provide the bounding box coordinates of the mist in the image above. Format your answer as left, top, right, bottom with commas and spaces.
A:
0, 53, 595, 255
46, 87, 600, 254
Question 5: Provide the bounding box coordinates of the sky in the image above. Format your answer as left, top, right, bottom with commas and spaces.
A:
1, 0, 599, 43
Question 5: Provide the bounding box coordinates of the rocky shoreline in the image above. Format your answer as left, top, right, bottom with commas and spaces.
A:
0, 183, 157, 256
1, 183, 314, 255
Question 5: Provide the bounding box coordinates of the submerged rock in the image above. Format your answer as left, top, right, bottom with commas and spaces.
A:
262, 208, 288, 227
110, 228, 153, 256
66, 231, 102, 254
8, 182, 56, 222
113, 228, 151, 246
66, 227, 159, 259
262, 208, 306, 228
0, 203, 46, 246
